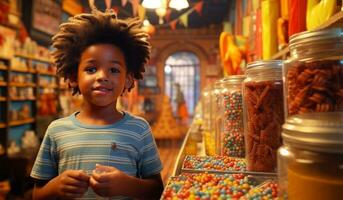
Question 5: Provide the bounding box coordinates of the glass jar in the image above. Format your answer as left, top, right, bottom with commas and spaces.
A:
278, 112, 343, 199
217, 75, 246, 157
284, 28, 343, 117
243, 60, 284, 172
201, 85, 215, 156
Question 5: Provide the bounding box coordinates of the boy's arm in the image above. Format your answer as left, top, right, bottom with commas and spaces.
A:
33, 179, 59, 200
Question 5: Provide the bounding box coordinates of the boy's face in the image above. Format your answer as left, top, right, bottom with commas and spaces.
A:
75, 44, 132, 107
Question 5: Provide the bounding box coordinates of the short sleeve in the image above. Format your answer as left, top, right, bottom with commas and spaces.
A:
30, 128, 58, 180
139, 127, 163, 178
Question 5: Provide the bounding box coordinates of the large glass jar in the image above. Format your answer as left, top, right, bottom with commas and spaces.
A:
217, 75, 246, 157
243, 60, 284, 172
284, 28, 343, 117
201, 85, 215, 156
278, 112, 343, 200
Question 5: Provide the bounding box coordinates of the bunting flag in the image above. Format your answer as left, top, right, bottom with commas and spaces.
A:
179, 13, 188, 27
121, 0, 128, 7
138, 5, 146, 21
130, 0, 140, 16
104, 0, 111, 9
194, 1, 204, 16
170, 20, 178, 30
164, 8, 172, 22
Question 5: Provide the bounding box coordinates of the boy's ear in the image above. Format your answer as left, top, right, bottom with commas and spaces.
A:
125, 74, 134, 89
69, 81, 78, 88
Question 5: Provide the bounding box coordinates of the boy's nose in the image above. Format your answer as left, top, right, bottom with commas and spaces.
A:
96, 69, 109, 82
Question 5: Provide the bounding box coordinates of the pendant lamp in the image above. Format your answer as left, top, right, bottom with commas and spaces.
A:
169, 0, 189, 10
141, 0, 162, 9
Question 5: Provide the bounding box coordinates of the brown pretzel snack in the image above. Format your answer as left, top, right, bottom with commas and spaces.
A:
286, 60, 343, 115
244, 80, 284, 172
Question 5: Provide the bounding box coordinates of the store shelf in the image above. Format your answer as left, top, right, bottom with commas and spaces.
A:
10, 67, 36, 73
9, 82, 36, 87
0, 65, 8, 70
9, 118, 35, 126
14, 53, 53, 64
37, 71, 56, 76
10, 97, 36, 101
0, 82, 7, 86
0, 123, 6, 128
0, 97, 6, 101
270, 11, 343, 60
38, 84, 58, 89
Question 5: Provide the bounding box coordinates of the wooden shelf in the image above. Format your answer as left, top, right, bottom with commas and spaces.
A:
9, 118, 35, 126
270, 11, 343, 60
37, 71, 56, 76
38, 84, 58, 89
10, 67, 36, 73
0, 65, 8, 70
10, 97, 36, 101
0, 123, 6, 128
14, 53, 53, 64
9, 82, 36, 87
0, 82, 7, 86
0, 97, 7, 101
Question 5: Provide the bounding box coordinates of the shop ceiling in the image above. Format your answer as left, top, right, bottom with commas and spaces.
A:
79, 0, 231, 28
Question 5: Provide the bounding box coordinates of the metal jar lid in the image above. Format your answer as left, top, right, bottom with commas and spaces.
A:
220, 75, 246, 85
246, 60, 283, 71
289, 28, 343, 48
282, 112, 343, 154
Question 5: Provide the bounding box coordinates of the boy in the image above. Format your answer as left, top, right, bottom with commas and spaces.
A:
30, 5, 163, 200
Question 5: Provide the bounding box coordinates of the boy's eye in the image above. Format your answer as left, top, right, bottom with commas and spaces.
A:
85, 67, 96, 73
110, 68, 120, 73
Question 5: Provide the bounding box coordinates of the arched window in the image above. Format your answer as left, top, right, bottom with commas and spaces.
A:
164, 51, 200, 117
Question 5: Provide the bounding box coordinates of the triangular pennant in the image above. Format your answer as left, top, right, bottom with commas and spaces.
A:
130, 0, 140, 16
170, 20, 178, 30
138, 5, 146, 21
179, 13, 188, 27
164, 8, 172, 22
104, 0, 111, 9
121, 0, 128, 7
194, 1, 204, 16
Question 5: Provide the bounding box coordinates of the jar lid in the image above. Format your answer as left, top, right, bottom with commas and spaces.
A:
220, 75, 246, 84
282, 112, 343, 154
246, 60, 283, 70
289, 28, 343, 48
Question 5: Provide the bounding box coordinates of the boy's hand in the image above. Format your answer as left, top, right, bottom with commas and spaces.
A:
89, 164, 128, 197
52, 170, 90, 199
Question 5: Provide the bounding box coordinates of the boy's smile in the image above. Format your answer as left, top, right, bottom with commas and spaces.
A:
76, 44, 129, 108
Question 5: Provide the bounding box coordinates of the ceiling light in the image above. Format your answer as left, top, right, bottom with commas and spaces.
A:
169, 0, 189, 11
142, 0, 162, 9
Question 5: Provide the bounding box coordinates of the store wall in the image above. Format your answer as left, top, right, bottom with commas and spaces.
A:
149, 25, 222, 111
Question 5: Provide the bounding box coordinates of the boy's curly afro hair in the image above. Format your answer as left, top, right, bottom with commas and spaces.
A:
52, 6, 151, 94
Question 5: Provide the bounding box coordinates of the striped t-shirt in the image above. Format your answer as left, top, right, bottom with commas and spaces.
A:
30, 111, 163, 199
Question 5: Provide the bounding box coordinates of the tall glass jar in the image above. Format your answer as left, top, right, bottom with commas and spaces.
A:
278, 112, 343, 199
217, 75, 246, 157
201, 85, 215, 156
243, 60, 284, 172
284, 28, 343, 117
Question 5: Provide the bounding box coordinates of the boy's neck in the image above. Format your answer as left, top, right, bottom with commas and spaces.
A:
76, 104, 124, 126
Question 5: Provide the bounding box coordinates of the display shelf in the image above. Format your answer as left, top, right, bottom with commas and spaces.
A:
14, 53, 53, 64
0, 82, 7, 86
0, 123, 6, 128
37, 71, 56, 76
0, 97, 6, 101
10, 97, 36, 101
0, 65, 8, 70
38, 84, 57, 89
9, 118, 35, 127
270, 11, 343, 60
10, 68, 36, 74
9, 82, 36, 87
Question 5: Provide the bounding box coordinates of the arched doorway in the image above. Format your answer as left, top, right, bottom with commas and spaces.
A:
164, 51, 200, 119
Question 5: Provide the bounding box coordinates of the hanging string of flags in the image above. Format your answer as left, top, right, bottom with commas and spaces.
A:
113, 0, 204, 30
